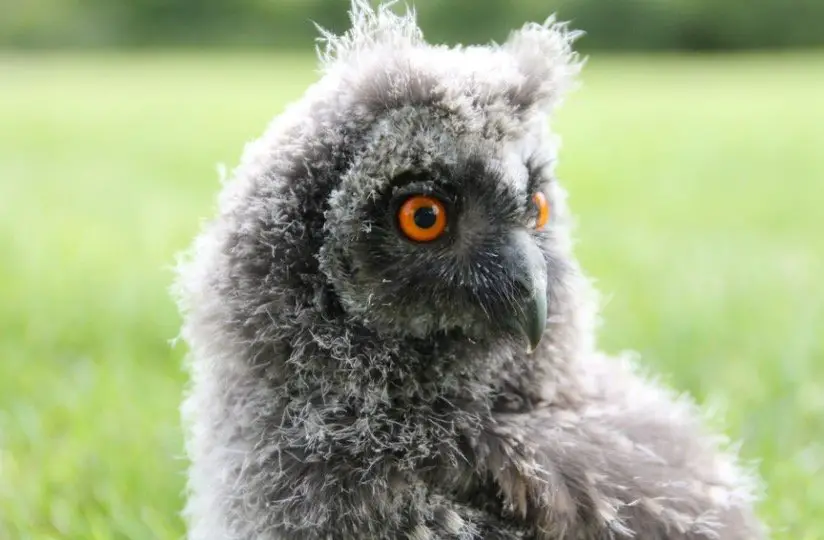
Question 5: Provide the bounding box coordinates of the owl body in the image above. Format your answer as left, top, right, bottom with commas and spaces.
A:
175, 2, 765, 538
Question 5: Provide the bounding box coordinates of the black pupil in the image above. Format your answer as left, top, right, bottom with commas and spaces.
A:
413, 206, 437, 229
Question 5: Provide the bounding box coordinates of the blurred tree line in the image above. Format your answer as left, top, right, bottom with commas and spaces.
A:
1, 0, 822, 51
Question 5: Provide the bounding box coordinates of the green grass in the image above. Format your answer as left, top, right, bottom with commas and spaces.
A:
1, 51, 822, 538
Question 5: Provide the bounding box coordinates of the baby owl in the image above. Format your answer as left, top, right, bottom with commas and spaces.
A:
174, 2, 766, 538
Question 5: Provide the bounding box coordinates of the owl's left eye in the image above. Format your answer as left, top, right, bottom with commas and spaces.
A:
531, 192, 550, 230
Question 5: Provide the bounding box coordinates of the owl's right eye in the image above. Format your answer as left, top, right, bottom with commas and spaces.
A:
397, 195, 447, 242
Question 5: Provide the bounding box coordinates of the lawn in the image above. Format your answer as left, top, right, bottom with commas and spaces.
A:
1, 51, 822, 539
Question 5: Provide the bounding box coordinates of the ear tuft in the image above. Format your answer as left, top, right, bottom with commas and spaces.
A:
503, 16, 585, 113
314, 0, 423, 71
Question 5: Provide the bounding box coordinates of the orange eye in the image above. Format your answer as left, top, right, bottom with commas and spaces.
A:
397, 195, 447, 242
532, 192, 550, 230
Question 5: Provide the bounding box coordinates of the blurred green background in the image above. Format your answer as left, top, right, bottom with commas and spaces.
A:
3, 0, 824, 50
1, 0, 823, 539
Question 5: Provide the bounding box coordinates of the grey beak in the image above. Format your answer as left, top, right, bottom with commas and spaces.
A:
503, 230, 548, 353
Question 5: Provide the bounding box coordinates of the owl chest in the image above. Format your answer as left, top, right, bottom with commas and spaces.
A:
273, 398, 487, 481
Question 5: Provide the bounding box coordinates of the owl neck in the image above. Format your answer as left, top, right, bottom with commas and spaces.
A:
279, 307, 582, 410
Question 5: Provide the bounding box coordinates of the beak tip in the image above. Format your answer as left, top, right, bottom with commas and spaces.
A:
515, 307, 546, 354
525, 331, 543, 355
524, 291, 548, 354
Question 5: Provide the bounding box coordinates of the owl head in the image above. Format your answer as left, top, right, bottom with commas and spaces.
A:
178, 1, 591, 374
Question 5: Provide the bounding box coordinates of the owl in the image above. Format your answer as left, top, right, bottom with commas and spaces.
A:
174, 2, 766, 538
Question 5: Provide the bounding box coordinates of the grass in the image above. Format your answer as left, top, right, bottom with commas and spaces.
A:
1, 50, 822, 539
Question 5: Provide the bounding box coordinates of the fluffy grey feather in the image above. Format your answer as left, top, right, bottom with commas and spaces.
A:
173, 2, 766, 538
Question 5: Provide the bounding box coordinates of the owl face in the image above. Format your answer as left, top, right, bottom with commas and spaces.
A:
297, 9, 583, 352
319, 110, 568, 351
